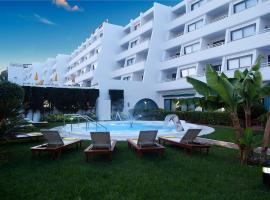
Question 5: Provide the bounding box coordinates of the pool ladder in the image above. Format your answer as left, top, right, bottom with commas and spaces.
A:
63, 114, 107, 132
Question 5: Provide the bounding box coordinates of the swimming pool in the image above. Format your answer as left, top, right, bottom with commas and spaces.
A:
56, 120, 215, 141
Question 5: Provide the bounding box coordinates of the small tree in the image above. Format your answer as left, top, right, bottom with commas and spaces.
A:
0, 82, 24, 137
187, 66, 243, 142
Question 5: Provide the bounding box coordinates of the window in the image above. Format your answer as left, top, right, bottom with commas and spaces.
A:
187, 19, 203, 32
191, 0, 204, 11
231, 24, 256, 41
234, 0, 257, 13
184, 42, 200, 55
126, 57, 135, 66
164, 99, 172, 111
180, 67, 196, 77
130, 40, 138, 48
211, 65, 221, 72
227, 55, 252, 70
92, 64, 97, 70
172, 73, 177, 80
123, 76, 131, 81
95, 47, 101, 54
134, 23, 140, 31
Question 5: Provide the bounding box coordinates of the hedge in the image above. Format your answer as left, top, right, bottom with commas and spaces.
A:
151, 109, 233, 126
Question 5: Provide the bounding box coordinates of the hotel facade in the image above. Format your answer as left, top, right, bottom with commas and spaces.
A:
8, 0, 270, 120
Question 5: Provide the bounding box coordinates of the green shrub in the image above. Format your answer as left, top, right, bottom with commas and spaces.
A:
0, 81, 24, 137
151, 109, 232, 126
257, 113, 267, 127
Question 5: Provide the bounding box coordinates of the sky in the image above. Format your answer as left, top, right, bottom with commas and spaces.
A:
0, 0, 179, 71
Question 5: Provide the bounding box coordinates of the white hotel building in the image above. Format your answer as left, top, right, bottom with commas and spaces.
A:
8, 0, 270, 120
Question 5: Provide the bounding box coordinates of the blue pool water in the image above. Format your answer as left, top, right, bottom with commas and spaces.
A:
64, 121, 176, 133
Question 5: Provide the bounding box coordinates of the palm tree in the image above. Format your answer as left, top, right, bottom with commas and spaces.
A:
234, 57, 270, 128
187, 59, 270, 150
187, 66, 243, 142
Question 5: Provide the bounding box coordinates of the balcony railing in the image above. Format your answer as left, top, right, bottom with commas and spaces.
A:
204, 41, 225, 49
169, 13, 228, 41
165, 54, 180, 61
162, 77, 177, 82
261, 62, 270, 68
260, 27, 270, 34
207, 14, 228, 24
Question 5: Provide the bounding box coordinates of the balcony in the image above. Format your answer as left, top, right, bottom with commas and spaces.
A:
119, 20, 153, 46
204, 41, 225, 49
75, 70, 95, 83
169, 0, 231, 30
206, 4, 229, 25
160, 68, 178, 82
69, 39, 101, 66
202, 31, 226, 50
207, 14, 228, 24
116, 40, 150, 61
156, 76, 206, 92
65, 54, 98, 77
111, 61, 145, 78
161, 30, 270, 69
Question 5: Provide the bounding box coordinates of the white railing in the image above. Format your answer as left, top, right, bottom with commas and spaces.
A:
208, 15, 228, 24
260, 27, 270, 34
173, 13, 185, 21
165, 54, 180, 61
261, 62, 270, 68
122, 20, 153, 39
169, 32, 184, 40
205, 41, 225, 49
120, 39, 150, 53
162, 77, 177, 82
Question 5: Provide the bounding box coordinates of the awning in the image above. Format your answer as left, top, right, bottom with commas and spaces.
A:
162, 93, 195, 98
109, 90, 124, 101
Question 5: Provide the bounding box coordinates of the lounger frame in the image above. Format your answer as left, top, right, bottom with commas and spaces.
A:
31, 139, 82, 160
84, 140, 117, 161
158, 137, 210, 155
127, 139, 165, 157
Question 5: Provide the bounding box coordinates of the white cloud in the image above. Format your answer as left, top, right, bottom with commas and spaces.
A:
34, 14, 56, 26
52, 0, 83, 12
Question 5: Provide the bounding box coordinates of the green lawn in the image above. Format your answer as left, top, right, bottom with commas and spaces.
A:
205, 126, 269, 147
0, 127, 270, 200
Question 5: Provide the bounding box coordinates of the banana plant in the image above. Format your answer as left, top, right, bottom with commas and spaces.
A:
187, 65, 243, 142
234, 57, 264, 128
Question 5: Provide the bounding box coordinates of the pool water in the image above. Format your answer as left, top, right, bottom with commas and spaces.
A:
64, 121, 175, 132
57, 120, 214, 141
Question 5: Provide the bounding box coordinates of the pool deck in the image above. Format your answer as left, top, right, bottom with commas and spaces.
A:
195, 138, 270, 155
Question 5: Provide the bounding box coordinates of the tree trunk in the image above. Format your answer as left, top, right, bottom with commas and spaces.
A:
262, 111, 270, 151
230, 112, 243, 144
244, 107, 252, 128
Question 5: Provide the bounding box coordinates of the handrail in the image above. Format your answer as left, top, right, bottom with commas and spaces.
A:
261, 62, 270, 68
207, 15, 228, 24
64, 114, 107, 131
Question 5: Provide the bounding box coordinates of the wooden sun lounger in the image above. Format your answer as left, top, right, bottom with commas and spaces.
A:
5, 132, 43, 142
31, 139, 82, 160
158, 136, 210, 155
127, 138, 165, 157
84, 140, 117, 161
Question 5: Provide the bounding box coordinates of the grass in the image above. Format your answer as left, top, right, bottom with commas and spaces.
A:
205, 126, 269, 147
0, 127, 270, 200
